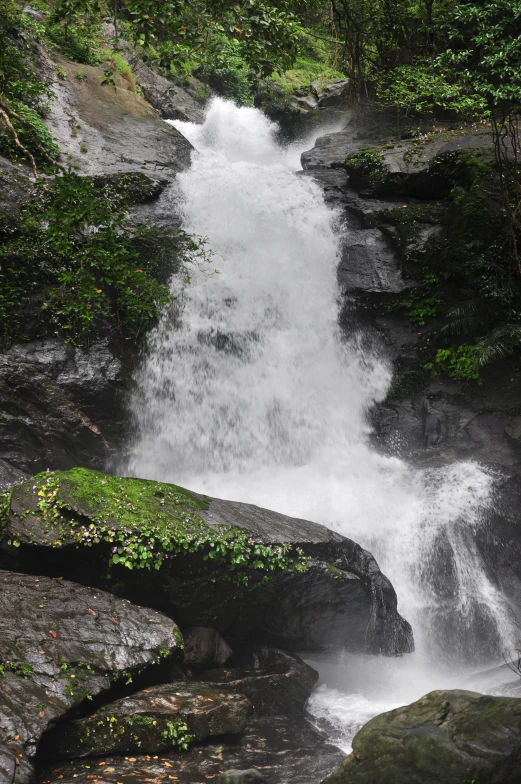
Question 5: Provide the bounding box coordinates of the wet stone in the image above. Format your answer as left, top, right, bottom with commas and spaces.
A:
39, 716, 344, 784
50, 683, 250, 759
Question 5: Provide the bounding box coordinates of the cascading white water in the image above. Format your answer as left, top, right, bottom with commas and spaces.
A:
127, 98, 517, 751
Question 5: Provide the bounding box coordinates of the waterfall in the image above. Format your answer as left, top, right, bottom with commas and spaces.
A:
127, 98, 516, 750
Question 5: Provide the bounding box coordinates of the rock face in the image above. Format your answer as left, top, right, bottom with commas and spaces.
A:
0, 354, 112, 475
322, 689, 521, 784
0, 571, 181, 784
38, 50, 192, 179
1, 467, 413, 656
51, 682, 250, 758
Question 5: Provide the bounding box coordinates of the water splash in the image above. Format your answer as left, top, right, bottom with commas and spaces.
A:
127, 97, 516, 749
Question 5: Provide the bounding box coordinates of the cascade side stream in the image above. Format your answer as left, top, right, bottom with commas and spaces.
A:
127, 98, 519, 752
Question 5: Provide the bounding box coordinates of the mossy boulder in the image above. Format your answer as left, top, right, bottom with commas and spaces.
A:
1, 467, 413, 656
50, 682, 250, 759
0, 570, 181, 784
322, 689, 521, 784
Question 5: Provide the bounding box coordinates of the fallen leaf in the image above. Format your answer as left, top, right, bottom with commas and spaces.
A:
13, 736, 19, 741
49, 631, 57, 639
38, 650, 45, 655
14, 759, 20, 766
52, 577, 63, 581
128, 758, 136, 763
163, 763, 172, 769
112, 618, 120, 625
39, 711, 45, 718
88, 608, 97, 616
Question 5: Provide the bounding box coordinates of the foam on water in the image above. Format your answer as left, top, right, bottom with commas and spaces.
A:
126, 97, 517, 751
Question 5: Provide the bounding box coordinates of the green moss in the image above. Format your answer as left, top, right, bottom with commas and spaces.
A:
344, 148, 388, 190
23, 468, 305, 583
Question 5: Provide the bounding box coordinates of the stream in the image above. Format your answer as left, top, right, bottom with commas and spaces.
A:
127, 98, 520, 753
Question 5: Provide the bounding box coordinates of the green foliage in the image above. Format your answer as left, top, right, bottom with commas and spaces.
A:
161, 720, 193, 751
199, 36, 253, 105
0, 660, 34, 678
425, 344, 482, 383
0, 0, 60, 168
46, 20, 103, 65
28, 467, 309, 582
0, 172, 209, 345
344, 148, 387, 189
376, 64, 486, 118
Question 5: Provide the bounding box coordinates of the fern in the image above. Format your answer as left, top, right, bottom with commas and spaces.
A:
475, 324, 521, 366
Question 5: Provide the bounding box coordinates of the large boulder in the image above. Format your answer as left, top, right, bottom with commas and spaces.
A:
1, 467, 413, 656
0, 571, 181, 784
37, 49, 192, 180
322, 689, 521, 784
50, 682, 250, 758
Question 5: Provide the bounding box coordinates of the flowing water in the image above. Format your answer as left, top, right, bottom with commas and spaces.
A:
127, 98, 519, 752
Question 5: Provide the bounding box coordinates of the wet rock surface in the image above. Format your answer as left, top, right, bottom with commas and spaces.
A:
196, 646, 318, 716
38, 50, 192, 180
0, 354, 112, 475
301, 122, 521, 474
1, 468, 413, 656
322, 689, 521, 784
0, 571, 181, 784
50, 683, 250, 758
39, 716, 344, 784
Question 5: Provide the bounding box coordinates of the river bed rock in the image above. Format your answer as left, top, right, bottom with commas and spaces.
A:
322, 689, 521, 784
1, 467, 413, 656
0, 571, 181, 784
39, 715, 344, 784
50, 683, 250, 759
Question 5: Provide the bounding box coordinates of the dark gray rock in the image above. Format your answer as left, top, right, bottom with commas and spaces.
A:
215, 770, 266, 784
183, 627, 233, 669
0, 459, 28, 488
39, 715, 344, 784
197, 646, 318, 716
322, 689, 521, 784
0, 571, 181, 784
0, 354, 112, 474
339, 227, 407, 294
124, 54, 205, 123
2, 468, 414, 657
7, 339, 121, 405
51, 682, 250, 758
301, 132, 358, 171
316, 79, 350, 108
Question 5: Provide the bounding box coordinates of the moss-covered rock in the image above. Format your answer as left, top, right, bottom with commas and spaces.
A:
1, 467, 413, 656
344, 148, 388, 190
50, 682, 250, 758
322, 689, 521, 784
